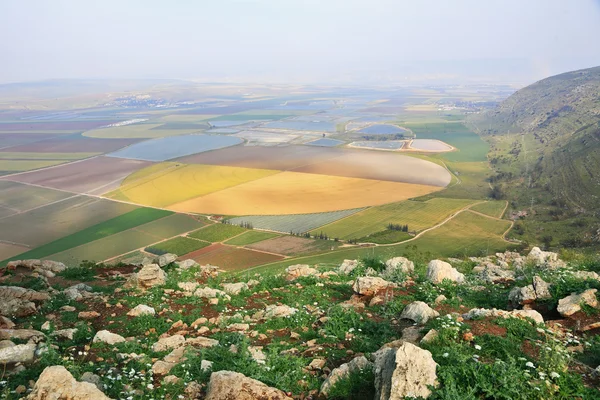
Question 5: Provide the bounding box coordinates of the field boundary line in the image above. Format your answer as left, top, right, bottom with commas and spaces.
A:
0, 155, 102, 179
0, 239, 31, 248
0, 194, 80, 222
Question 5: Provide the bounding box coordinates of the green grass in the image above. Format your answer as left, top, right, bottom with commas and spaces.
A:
356, 230, 412, 244
145, 236, 210, 256
404, 122, 489, 162
470, 201, 507, 218
188, 223, 247, 242
224, 230, 280, 246
250, 211, 513, 275
313, 198, 476, 240
1, 208, 172, 264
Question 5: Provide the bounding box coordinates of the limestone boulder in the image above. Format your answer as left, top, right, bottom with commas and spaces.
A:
152, 335, 185, 352
426, 260, 465, 284
374, 341, 438, 399
222, 282, 248, 295
126, 264, 166, 290
0, 329, 44, 341
0, 343, 37, 365
26, 366, 112, 400
185, 336, 219, 348
400, 301, 440, 325
320, 356, 372, 396
158, 253, 177, 267
463, 308, 544, 325
557, 289, 598, 317
205, 370, 292, 400
383, 257, 415, 277
127, 304, 156, 317
352, 277, 395, 296
478, 266, 515, 283
284, 264, 319, 280
176, 259, 199, 269
93, 330, 126, 345
338, 259, 359, 274
194, 287, 231, 300
263, 304, 298, 319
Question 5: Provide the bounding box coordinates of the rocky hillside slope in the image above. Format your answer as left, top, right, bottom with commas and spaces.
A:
1, 251, 600, 399
468, 66, 600, 248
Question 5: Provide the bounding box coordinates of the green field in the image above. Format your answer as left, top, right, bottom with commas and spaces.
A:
224, 230, 281, 246
470, 200, 507, 218
132, 213, 206, 238
357, 230, 412, 244
188, 223, 247, 242
405, 122, 489, 162
0, 196, 138, 249
1, 207, 171, 263
249, 211, 513, 275
227, 208, 365, 234
145, 236, 210, 256
313, 198, 477, 240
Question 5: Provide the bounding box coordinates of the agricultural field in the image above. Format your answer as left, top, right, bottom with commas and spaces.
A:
246, 235, 342, 256
404, 122, 489, 162
188, 224, 248, 243
0, 242, 28, 260
470, 200, 508, 218
0, 196, 137, 251
227, 208, 364, 234
107, 134, 243, 162
224, 230, 280, 246
313, 198, 478, 240
0, 180, 71, 215
251, 211, 514, 274
107, 163, 278, 208
0, 152, 98, 160
180, 243, 284, 271
169, 171, 441, 215
145, 236, 210, 256
3, 156, 154, 194
83, 123, 205, 139
131, 213, 207, 238
1, 135, 141, 153
1, 208, 170, 263
0, 159, 72, 173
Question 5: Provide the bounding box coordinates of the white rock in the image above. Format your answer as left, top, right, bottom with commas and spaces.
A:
176, 259, 199, 269
0, 343, 37, 364
557, 289, 598, 317
338, 259, 359, 274
384, 257, 415, 276
185, 336, 219, 348
284, 264, 319, 280
463, 308, 544, 325
194, 287, 231, 300
352, 276, 395, 296
400, 301, 440, 325
93, 330, 126, 345
374, 341, 438, 399
201, 359, 213, 372
263, 304, 298, 319
426, 260, 465, 284
127, 304, 156, 317
126, 264, 166, 289
222, 282, 248, 295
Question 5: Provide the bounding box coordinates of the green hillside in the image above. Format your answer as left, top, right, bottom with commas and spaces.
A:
468, 66, 600, 248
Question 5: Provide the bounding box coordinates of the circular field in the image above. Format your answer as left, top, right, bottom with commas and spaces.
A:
106, 145, 452, 215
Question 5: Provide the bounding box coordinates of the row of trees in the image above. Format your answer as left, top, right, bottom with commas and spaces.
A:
387, 223, 409, 232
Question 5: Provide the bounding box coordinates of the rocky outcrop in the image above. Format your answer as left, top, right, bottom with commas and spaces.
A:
0, 286, 49, 318
152, 335, 186, 352
284, 264, 319, 281
0, 329, 44, 341
557, 289, 598, 317
400, 301, 440, 325
7, 260, 67, 278
126, 264, 166, 290
205, 370, 292, 400
425, 260, 465, 284
261, 304, 298, 319
26, 366, 112, 400
194, 287, 231, 300
526, 247, 565, 268
320, 356, 372, 396
222, 282, 248, 295
477, 265, 515, 283
352, 277, 395, 296
374, 341, 438, 399
509, 276, 552, 305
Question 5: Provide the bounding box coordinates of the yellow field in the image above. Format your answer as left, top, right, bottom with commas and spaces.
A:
105, 162, 279, 207
168, 171, 441, 215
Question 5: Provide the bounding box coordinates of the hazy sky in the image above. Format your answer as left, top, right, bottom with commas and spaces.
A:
2, 0, 600, 84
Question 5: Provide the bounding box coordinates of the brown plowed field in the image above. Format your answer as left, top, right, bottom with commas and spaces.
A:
180, 243, 283, 271
2, 156, 153, 194
175, 145, 450, 186
0, 133, 61, 149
